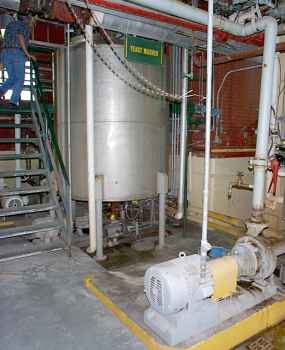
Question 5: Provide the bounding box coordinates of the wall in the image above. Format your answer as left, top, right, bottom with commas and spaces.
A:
188, 154, 253, 222
188, 48, 285, 235
189, 53, 261, 154
187, 54, 260, 223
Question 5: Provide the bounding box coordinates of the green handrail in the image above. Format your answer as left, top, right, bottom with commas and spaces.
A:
30, 60, 70, 185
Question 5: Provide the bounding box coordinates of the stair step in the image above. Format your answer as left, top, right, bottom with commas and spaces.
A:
0, 107, 32, 115
0, 222, 61, 239
0, 138, 39, 143
0, 169, 47, 178
0, 185, 50, 196
0, 153, 42, 161
0, 203, 56, 217
0, 123, 34, 128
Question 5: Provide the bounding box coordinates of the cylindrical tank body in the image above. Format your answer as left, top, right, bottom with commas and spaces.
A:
70, 44, 168, 201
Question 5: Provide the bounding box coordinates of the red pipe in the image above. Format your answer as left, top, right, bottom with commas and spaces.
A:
268, 159, 280, 196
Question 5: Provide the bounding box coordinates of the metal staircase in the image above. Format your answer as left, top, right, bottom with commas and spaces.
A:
0, 61, 72, 251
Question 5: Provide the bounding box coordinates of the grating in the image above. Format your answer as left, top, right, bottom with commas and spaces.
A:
247, 337, 273, 350
150, 276, 162, 307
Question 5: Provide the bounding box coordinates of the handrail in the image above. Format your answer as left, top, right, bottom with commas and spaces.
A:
30, 60, 70, 185
29, 60, 72, 246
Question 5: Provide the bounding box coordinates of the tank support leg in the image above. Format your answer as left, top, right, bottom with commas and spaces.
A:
95, 175, 107, 261
157, 172, 168, 249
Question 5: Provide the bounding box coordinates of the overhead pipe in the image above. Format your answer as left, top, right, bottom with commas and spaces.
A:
68, 0, 264, 46
213, 42, 285, 66
175, 48, 188, 220
125, 0, 277, 225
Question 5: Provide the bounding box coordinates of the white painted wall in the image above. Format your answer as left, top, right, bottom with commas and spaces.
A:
188, 154, 253, 221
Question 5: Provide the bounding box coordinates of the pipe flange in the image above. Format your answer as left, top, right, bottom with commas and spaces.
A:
252, 158, 267, 168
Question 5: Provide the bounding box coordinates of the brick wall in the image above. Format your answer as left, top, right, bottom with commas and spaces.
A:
190, 52, 261, 157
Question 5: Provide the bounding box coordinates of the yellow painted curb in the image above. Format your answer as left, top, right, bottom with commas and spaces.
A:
84, 276, 285, 350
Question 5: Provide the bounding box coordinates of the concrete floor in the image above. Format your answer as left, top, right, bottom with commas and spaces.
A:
0, 247, 146, 350
0, 222, 284, 350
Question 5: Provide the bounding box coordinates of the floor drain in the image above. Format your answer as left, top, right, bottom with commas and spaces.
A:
247, 337, 273, 350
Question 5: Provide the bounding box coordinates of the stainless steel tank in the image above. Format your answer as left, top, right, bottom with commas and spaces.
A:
70, 44, 168, 201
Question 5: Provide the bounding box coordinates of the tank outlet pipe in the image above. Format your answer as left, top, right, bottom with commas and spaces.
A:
95, 175, 106, 261
175, 48, 188, 220
125, 3, 278, 225
157, 172, 168, 249
85, 24, 97, 254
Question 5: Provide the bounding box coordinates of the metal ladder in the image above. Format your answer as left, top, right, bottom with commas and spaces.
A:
0, 76, 72, 248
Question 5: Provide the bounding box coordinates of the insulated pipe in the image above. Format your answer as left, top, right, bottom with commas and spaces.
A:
175, 48, 188, 220
251, 19, 277, 222
85, 25, 97, 254
125, 0, 277, 224
201, 0, 214, 276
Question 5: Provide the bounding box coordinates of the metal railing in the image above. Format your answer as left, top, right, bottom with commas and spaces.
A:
30, 60, 72, 249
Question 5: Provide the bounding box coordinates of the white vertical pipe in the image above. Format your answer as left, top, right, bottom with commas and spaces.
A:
175, 48, 188, 220
66, 24, 73, 231
157, 172, 168, 249
15, 114, 21, 189
85, 25, 97, 254
95, 175, 106, 261
251, 21, 277, 222
201, 0, 214, 271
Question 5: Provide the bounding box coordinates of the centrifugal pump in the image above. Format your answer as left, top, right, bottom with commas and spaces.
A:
144, 236, 280, 346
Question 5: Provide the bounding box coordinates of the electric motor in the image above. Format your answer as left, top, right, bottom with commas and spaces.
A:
144, 254, 213, 315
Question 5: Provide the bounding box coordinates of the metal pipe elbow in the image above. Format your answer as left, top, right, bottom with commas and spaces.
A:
216, 15, 277, 38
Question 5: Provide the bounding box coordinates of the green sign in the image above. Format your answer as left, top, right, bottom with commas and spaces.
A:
125, 35, 163, 65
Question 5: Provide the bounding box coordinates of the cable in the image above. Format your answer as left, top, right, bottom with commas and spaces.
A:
65, 0, 181, 102
84, 0, 180, 100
